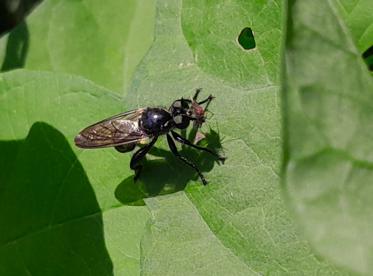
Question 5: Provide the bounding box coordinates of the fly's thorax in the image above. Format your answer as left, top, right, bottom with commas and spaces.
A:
139, 108, 173, 135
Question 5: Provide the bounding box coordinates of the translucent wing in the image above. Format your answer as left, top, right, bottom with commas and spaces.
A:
74, 108, 149, 148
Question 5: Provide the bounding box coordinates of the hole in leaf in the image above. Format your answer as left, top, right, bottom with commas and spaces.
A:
237, 27, 256, 50
362, 45, 373, 71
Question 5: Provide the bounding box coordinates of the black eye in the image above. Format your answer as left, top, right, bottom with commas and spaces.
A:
172, 100, 182, 108
171, 99, 190, 109
181, 100, 190, 109
173, 115, 190, 129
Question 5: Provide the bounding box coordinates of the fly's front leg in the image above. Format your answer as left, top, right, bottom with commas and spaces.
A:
167, 134, 207, 185
130, 137, 158, 181
198, 95, 214, 111
171, 130, 225, 163
193, 88, 202, 101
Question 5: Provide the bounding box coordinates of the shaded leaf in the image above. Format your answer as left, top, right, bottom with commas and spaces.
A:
0, 70, 149, 275
0, 122, 113, 275
0, 0, 156, 94
283, 0, 373, 273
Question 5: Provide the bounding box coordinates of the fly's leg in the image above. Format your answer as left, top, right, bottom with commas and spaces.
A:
115, 144, 136, 153
130, 137, 158, 181
167, 134, 207, 185
180, 88, 202, 103
193, 88, 202, 101
198, 95, 214, 110
171, 130, 225, 163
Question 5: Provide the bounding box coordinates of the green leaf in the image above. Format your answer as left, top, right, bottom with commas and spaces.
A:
0, 70, 149, 275
141, 193, 254, 275
125, 0, 343, 274
337, 0, 373, 53
2, 0, 368, 274
0, 0, 156, 94
283, 0, 373, 274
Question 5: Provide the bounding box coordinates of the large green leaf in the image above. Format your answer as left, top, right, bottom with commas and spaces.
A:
283, 0, 373, 274
124, 0, 343, 274
2, 0, 369, 274
0, 0, 155, 94
0, 70, 149, 275
337, 0, 373, 53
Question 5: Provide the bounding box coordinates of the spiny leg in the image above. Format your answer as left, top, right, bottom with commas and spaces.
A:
167, 133, 207, 185
171, 130, 225, 163
130, 136, 158, 181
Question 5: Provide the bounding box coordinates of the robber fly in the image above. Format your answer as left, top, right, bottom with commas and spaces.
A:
74, 89, 225, 185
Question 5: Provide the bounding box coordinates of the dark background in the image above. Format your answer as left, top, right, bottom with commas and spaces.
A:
0, 0, 42, 36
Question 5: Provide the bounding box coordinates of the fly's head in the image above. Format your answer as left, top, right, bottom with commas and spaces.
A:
169, 99, 191, 129
169, 89, 214, 129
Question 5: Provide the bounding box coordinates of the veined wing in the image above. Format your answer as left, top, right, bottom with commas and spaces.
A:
74, 108, 149, 148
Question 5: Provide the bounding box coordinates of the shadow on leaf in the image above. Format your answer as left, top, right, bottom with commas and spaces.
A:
115, 129, 225, 205
0, 122, 113, 275
1, 21, 29, 72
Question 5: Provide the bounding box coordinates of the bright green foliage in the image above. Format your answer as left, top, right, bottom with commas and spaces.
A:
0, 0, 156, 94
337, 0, 373, 53
182, 0, 281, 88
283, 0, 373, 274
0, 0, 372, 275
125, 0, 342, 274
0, 71, 149, 275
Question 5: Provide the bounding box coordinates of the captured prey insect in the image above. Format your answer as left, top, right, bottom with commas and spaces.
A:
74, 89, 225, 185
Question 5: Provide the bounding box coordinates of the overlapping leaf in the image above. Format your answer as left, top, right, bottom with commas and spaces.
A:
0, 71, 149, 275
337, 0, 373, 53
1, 0, 371, 274
0, 0, 155, 94
283, 0, 373, 274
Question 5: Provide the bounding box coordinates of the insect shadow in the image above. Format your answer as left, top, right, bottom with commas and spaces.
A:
115, 128, 224, 205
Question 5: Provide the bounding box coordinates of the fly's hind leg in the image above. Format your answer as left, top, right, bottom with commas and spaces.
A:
130, 137, 158, 181
171, 130, 225, 163
167, 134, 207, 185
115, 144, 136, 153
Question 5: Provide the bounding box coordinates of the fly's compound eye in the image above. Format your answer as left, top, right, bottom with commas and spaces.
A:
171, 99, 189, 110
173, 114, 190, 129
